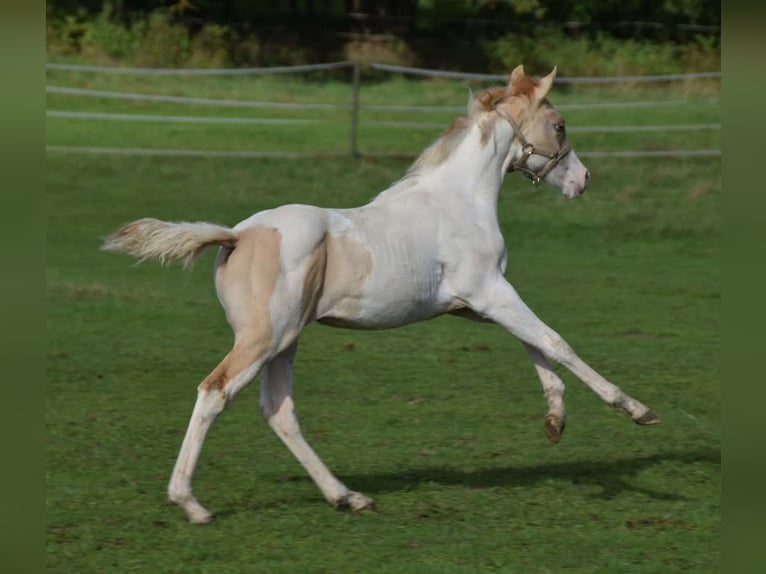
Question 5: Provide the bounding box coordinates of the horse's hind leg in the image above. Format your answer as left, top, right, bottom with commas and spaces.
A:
261, 343, 375, 511
524, 343, 567, 443
167, 336, 269, 524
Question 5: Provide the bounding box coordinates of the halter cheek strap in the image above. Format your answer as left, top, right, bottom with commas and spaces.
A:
507, 120, 572, 186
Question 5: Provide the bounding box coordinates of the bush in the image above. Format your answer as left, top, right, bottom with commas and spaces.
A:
485, 27, 720, 77
131, 11, 191, 68
343, 35, 417, 67
188, 24, 231, 68
46, 8, 718, 74
47, 6, 234, 68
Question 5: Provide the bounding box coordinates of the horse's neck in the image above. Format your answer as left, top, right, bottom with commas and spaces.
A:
377, 119, 514, 212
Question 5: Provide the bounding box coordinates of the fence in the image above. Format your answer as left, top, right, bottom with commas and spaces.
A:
45, 61, 721, 160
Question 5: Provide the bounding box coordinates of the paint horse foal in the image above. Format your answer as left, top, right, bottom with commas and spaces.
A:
103, 65, 659, 524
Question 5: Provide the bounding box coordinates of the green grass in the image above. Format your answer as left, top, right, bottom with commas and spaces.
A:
47, 70, 720, 573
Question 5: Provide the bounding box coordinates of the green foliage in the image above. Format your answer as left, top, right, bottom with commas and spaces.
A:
46, 2, 720, 71
132, 10, 192, 67
485, 28, 720, 77
188, 24, 231, 68
343, 36, 418, 66
47, 6, 236, 68
472, 0, 548, 19
81, 4, 139, 59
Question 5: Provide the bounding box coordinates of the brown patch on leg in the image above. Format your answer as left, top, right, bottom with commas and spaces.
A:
201, 366, 229, 392
198, 335, 272, 392
201, 225, 283, 392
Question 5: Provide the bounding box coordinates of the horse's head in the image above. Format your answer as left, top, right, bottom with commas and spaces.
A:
496, 65, 590, 198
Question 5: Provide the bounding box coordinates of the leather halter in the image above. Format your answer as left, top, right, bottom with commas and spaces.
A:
506, 118, 572, 186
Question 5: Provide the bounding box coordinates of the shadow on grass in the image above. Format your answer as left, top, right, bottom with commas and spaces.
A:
214, 448, 719, 519
334, 447, 720, 502
217, 448, 718, 519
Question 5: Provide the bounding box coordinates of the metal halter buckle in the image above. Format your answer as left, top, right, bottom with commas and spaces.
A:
508, 124, 571, 187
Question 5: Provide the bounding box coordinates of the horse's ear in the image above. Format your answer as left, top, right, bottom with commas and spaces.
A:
532, 66, 557, 103
508, 65, 525, 90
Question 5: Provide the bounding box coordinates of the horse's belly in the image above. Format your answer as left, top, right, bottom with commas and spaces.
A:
314, 214, 447, 329
316, 299, 446, 330
316, 270, 448, 330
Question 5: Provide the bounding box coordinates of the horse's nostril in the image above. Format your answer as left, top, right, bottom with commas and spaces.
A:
585, 170, 591, 182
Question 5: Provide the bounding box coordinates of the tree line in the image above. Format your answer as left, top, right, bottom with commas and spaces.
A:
48, 1, 720, 38
47, 1, 720, 72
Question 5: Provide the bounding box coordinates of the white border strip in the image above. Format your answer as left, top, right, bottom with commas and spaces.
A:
46, 145, 721, 158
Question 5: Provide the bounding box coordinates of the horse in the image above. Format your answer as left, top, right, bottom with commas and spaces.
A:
102, 65, 659, 524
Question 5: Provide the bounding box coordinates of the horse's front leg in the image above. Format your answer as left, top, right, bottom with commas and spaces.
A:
472, 277, 660, 425
523, 343, 567, 443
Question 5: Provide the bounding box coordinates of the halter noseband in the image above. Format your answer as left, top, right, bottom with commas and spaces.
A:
507, 119, 571, 186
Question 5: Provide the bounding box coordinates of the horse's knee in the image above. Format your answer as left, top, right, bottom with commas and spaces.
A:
267, 396, 301, 438
199, 338, 270, 401
544, 333, 575, 364
191, 387, 228, 421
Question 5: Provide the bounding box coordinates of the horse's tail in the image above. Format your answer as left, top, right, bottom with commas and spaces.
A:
101, 218, 238, 269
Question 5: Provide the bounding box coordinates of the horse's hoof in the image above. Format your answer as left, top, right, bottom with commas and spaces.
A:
544, 413, 566, 444
633, 410, 661, 425
187, 510, 214, 525
172, 494, 215, 524
189, 515, 214, 525
335, 491, 376, 512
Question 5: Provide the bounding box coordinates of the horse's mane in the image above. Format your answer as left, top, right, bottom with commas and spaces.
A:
408, 88, 503, 173
404, 80, 540, 176
374, 79, 540, 199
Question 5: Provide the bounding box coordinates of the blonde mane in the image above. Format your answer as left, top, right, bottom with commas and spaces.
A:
404, 86, 516, 178
375, 80, 542, 200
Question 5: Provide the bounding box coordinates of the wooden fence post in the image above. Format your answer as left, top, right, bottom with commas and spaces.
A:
350, 62, 361, 159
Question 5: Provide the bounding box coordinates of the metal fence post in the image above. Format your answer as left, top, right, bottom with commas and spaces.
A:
350, 62, 361, 159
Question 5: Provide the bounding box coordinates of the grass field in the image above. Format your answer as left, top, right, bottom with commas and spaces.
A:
46, 68, 720, 573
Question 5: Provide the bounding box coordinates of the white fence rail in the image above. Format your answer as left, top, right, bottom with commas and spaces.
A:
46, 86, 706, 113
45, 61, 354, 76
45, 145, 721, 159
46, 61, 721, 84
46, 60, 721, 159
368, 62, 721, 84
46, 86, 344, 110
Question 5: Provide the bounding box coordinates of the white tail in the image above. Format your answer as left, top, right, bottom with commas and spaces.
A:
101, 218, 238, 268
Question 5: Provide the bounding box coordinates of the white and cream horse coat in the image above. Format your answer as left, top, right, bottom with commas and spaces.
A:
104, 66, 659, 524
